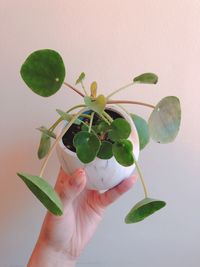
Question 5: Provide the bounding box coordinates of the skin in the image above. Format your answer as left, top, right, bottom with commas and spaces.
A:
27, 168, 137, 267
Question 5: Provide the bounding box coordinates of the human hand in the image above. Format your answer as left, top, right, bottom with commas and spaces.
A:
27, 168, 137, 267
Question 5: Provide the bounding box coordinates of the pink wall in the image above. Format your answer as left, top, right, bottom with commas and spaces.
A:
0, 1, 200, 266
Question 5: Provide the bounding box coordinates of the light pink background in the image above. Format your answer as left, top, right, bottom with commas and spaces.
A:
0, 1, 200, 266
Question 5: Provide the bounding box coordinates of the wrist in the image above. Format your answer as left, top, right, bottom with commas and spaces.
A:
27, 239, 76, 267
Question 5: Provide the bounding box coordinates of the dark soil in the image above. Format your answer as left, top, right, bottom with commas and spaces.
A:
62, 109, 122, 152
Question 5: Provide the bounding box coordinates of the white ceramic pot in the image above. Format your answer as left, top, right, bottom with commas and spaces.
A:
56, 105, 140, 191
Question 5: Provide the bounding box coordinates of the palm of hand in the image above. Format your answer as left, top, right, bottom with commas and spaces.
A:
39, 168, 136, 261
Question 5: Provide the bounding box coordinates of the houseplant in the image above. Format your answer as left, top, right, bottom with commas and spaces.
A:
17, 49, 181, 223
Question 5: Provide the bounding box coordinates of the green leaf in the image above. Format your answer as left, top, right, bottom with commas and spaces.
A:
97, 141, 113, 159
84, 95, 106, 115
37, 133, 51, 159
90, 81, 97, 97
37, 126, 56, 139
112, 140, 134, 166
81, 123, 89, 131
133, 73, 158, 84
95, 121, 110, 134
20, 49, 65, 97
73, 131, 100, 163
108, 118, 131, 141
131, 114, 150, 150
75, 72, 85, 85
56, 109, 81, 125
17, 173, 63, 216
125, 198, 166, 223
148, 96, 181, 143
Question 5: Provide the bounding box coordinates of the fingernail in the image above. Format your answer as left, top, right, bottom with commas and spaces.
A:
70, 175, 83, 186
70, 169, 85, 186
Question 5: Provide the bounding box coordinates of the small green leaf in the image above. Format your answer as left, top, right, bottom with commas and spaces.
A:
97, 141, 113, 159
20, 49, 65, 97
75, 72, 85, 85
81, 123, 89, 131
95, 121, 110, 134
56, 109, 81, 125
125, 198, 166, 223
131, 114, 150, 150
73, 131, 100, 163
37, 126, 56, 139
133, 73, 158, 84
112, 140, 134, 166
90, 81, 97, 97
38, 133, 51, 159
84, 95, 106, 115
148, 96, 181, 143
17, 173, 63, 216
108, 118, 131, 141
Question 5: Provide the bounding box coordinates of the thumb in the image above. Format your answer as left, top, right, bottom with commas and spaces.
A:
60, 168, 86, 207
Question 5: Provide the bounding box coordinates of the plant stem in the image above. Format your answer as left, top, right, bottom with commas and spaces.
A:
107, 100, 155, 109
89, 112, 95, 133
99, 114, 111, 125
39, 108, 87, 177
81, 81, 88, 96
107, 82, 134, 99
49, 104, 86, 132
103, 111, 113, 123
132, 153, 148, 198
63, 82, 84, 97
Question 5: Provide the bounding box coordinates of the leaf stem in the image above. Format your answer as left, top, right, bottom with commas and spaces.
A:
103, 111, 113, 123
107, 82, 134, 99
107, 100, 155, 109
81, 81, 88, 96
63, 82, 84, 97
132, 153, 148, 198
99, 114, 111, 125
39, 108, 87, 177
89, 112, 95, 133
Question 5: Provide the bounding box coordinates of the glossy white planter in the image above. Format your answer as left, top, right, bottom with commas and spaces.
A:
56, 105, 140, 191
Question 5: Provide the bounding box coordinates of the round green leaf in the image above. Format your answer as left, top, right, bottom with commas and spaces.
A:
108, 118, 131, 141
20, 49, 66, 97
37, 133, 51, 159
131, 114, 150, 150
125, 198, 166, 223
112, 140, 134, 166
97, 141, 113, 159
148, 96, 181, 143
17, 173, 63, 216
133, 73, 158, 84
73, 131, 100, 163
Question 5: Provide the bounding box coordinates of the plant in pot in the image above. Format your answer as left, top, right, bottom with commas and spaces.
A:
17, 49, 181, 223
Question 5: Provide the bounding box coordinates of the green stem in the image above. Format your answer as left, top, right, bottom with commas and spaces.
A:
99, 114, 111, 125
63, 82, 84, 97
107, 82, 134, 99
39, 108, 87, 177
81, 81, 88, 96
89, 112, 95, 133
107, 100, 155, 109
74, 114, 91, 120
49, 104, 86, 132
132, 153, 148, 198
103, 111, 113, 123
